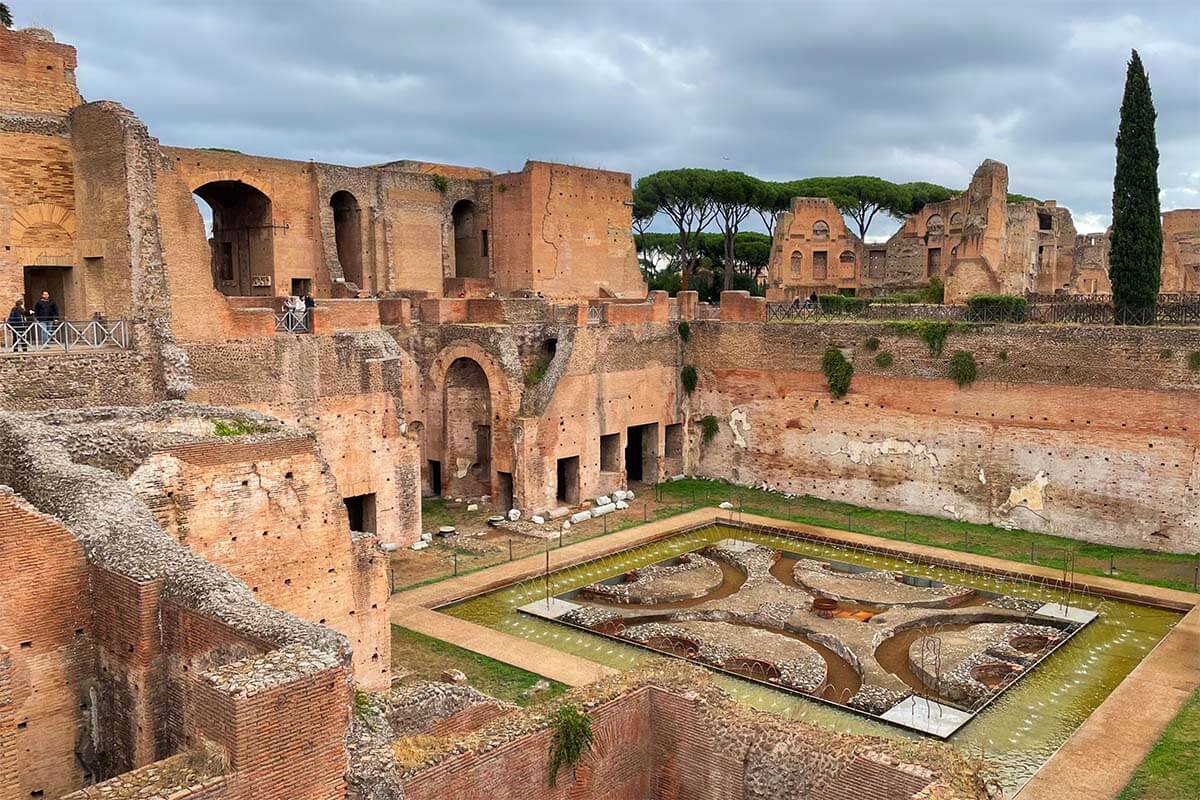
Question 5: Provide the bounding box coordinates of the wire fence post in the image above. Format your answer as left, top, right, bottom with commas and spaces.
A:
453, 551, 458, 577
1030, 540, 1035, 564
559, 527, 564, 548
508, 538, 513, 562
644, 502, 648, 522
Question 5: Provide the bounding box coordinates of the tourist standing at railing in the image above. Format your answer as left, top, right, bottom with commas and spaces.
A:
7, 298, 33, 352
32, 291, 59, 349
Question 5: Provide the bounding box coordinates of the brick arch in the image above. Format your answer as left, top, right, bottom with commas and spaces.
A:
427, 341, 515, 412
184, 171, 275, 203
10, 203, 75, 266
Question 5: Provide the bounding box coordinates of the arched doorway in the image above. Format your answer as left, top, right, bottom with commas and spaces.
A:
331, 190, 364, 288
443, 357, 492, 497
193, 181, 275, 296
451, 199, 485, 279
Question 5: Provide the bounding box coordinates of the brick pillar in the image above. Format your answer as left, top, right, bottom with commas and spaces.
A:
676, 291, 698, 320
0, 648, 19, 800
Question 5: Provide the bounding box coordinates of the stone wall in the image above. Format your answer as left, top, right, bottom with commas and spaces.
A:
685, 320, 1200, 551
0, 27, 81, 117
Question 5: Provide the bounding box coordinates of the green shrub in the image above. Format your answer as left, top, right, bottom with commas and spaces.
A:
923, 276, 945, 304
821, 348, 853, 399
863, 336, 880, 352
354, 689, 372, 719
681, 365, 698, 394
524, 354, 550, 387
213, 419, 267, 437
1189, 352, 1200, 371
874, 351, 894, 368
677, 321, 690, 342
949, 350, 978, 387
548, 704, 595, 787
818, 294, 870, 314
431, 174, 449, 192
1160, 349, 1174, 359
700, 414, 719, 444
964, 294, 1028, 322
997, 350, 1008, 362
901, 320, 954, 355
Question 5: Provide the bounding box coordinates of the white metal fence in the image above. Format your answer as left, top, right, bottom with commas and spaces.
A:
274, 308, 311, 333
2, 319, 130, 354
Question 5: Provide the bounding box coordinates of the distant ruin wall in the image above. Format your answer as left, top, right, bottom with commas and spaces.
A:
685, 321, 1200, 552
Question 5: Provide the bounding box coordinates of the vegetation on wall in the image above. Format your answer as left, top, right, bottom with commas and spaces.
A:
1108, 50, 1162, 322
700, 414, 720, 444
862, 336, 880, 352
677, 321, 690, 342
1188, 352, 1200, 371
681, 365, 698, 394
965, 294, 1029, 322
874, 351, 894, 368
817, 294, 871, 313
887, 320, 957, 356
213, 419, 268, 437
948, 351, 978, 387
548, 704, 595, 788
872, 277, 944, 305
525, 355, 551, 387
821, 348, 853, 399
431, 174, 449, 193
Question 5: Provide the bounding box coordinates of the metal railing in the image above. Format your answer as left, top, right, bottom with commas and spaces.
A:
765, 293, 1200, 326
2, 318, 130, 354
586, 305, 606, 325
274, 308, 311, 334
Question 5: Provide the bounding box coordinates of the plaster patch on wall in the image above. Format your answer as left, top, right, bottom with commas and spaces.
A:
978, 467, 987, 485
822, 438, 940, 470
455, 457, 473, 479
942, 504, 961, 520
998, 470, 1050, 514
729, 406, 751, 449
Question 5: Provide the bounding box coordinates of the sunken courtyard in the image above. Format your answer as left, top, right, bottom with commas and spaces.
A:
2, 21, 1199, 800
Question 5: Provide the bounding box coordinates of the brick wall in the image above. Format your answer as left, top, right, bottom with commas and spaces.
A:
0, 351, 160, 411
0, 28, 81, 116
402, 690, 653, 800
0, 493, 96, 798
686, 321, 1200, 551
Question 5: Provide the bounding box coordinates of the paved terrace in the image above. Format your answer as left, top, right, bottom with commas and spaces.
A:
389, 509, 1200, 800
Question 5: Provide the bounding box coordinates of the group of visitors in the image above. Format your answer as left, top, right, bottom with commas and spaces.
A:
282, 294, 315, 331
6, 291, 60, 352
789, 291, 820, 311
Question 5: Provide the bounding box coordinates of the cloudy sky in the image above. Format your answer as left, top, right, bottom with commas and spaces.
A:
20, 1, 1200, 236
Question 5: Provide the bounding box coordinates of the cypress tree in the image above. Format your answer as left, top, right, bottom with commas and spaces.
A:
1108, 50, 1162, 323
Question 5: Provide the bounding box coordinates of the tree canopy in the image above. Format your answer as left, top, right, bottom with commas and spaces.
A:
1108, 49, 1162, 320
0, 4, 12, 28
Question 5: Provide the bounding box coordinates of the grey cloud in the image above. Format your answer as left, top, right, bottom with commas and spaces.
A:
20, 0, 1200, 235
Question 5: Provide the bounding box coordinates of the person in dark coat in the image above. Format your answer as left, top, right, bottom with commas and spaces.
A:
7, 298, 32, 352
32, 290, 59, 347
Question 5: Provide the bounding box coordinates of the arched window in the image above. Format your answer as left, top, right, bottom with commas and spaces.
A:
949, 212, 963, 234
839, 250, 855, 263
193, 180, 275, 297
789, 251, 803, 275
927, 215, 944, 236
812, 220, 830, 241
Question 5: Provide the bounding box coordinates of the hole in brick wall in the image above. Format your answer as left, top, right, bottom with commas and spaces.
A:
284, 579, 291, 586
127, 644, 134, 653
241, 480, 249, 487
319, 618, 326, 624
31, 790, 43, 797
17, 722, 27, 729
285, 471, 293, 479
19, 641, 31, 649
75, 628, 84, 636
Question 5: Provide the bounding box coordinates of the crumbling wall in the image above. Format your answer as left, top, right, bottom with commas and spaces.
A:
767, 197, 864, 298
1162, 209, 1200, 293
685, 321, 1200, 551
130, 435, 390, 691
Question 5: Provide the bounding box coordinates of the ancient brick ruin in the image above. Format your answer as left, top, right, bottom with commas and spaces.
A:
2, 24, 1198, 800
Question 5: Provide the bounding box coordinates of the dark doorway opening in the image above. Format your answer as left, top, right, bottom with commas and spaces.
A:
23, 266, 69, 319
497, 471, 514, 512
625, 423, 659, 484
343, 492, 377, 534
451, 199, 485, 279
428, 460, 442, 496
291, 277, 312, 298
556, 456, 580, 505
331, 190, 364, 288
599, 433, 621, 472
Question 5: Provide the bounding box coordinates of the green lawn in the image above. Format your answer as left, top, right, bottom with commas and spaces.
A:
391, 624, 567, 707
1117, 687, 1200, 800
655, 479, 1200, 594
